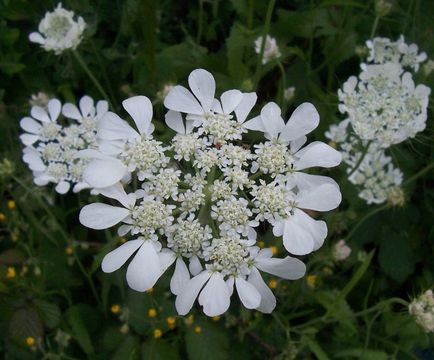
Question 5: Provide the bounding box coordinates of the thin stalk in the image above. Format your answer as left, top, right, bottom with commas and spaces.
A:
253, 0, 276, 86
72, 50, 113, 109
403, 162, 434, 186
370, 16, 380, 39
345, 203, 389, 241
276, 60, 287, 108
247, 0, 255, 29
346, 140, 372, 178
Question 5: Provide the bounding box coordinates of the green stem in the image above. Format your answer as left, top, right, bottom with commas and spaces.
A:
72, 50, 113, 109
370, 16, 380, 39
403, 162, 434, 186
276, 60, 287, 109
247, 0, 255, 29
253, 0, 276, 86
346, 140, 372, 178
345, 203, 389, 242
197, 0, 204, 44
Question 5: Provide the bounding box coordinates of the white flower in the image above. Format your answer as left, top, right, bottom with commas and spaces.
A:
254, 35, 281, 64
333, 240, 351, 261
409, 290, 434, 333
29, 3, 86, 55
29, 92, 51, 107
284, 86, 296, 102
20, 96, 107, 193
339, 63, 430, 147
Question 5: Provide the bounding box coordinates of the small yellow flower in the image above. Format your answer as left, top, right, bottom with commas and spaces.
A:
166, 316, 176, 329
185, 314, 194, 326
0, 213, 5, 221
268, 279, 278, 289
194, 325, 202, 333
146, 287, 154, 294
111, 304, 121, 314
211, 316, 220, 322
26, 336, 35, 346
7, 200, 16, 210
307, 274, 317, 289
148, 308, 157, 318
153, 329, 162, 339
6, 266, 16, 279
271, 246, 278, 255
65, 246, 73, 255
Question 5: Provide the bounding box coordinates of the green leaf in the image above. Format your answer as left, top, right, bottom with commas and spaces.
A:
226, 24, 249, 81
34, 299, 61, 329
335, 349, 388, 359
185, 322, 229, 360
142, 339, 180, 360
112, 335, 140, 360
379, 234, 415, 282
65, 306, 95, 355
9, 307, 43, 342
302, 336, 330, 360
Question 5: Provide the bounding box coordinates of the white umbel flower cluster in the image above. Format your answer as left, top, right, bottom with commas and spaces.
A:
409, 289, 434, 333
29, 3, 86, 55
327, 36, 430, 204
254, 35, 281, 64
20, 96, 108, 193
79, 69, 342, 317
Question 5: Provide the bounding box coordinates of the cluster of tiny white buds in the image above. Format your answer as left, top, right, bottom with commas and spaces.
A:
409, 290, 434, 333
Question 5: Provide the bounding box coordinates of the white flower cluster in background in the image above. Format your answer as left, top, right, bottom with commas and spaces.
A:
327, 36, 430, 205
409, 289, 434, 333
326, 120, 403, 205
79, 69, 342, 317
29, 3, 86, 55
254, 35, 281, 64
20, 96, 108, 193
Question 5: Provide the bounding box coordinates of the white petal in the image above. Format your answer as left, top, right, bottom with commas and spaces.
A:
29, 32, 45, 44
31, 106, 50, 123
247, 267, 276, 313
55, 181, 70, 194
235, 277, 261, 309
101, 239, 143, 273
20, 117, 41, 134
126, 241, 162, 291
260, 102, 285, 140
243, 115, 265, 132
292, 172, 339, 192
297, 184, 342, 211
294, 141, 342, 170
279, 102, 319, 142
47, 99, 61, 121
189, 255, 202, 276
79, 203, 129, 230
220, 90, 243, 114
164, 85, 204, 115
188, 69, 215, 112
290, 136, 307, 153
226, 277, 235, 296
118, 224, 132, 236
20, 134, 39, 146
256, 256, 306, 280
97, 112, 139, 141
79, 96, 94, 117
293, 209, 327, 251
97, 182, 135, 208
282, 215, 315, 255
165, 110, 185, 134
235, 93, 257, 123
176, 271, 211, 315
62, 103, 82, 120
122, 96, 153, 135
83, 159, 127, 189
170, 258, 191, 295
159, 249, 176, 274
198, 273, 231, 317
22, 147, 45, 171
96, 100, 109, 117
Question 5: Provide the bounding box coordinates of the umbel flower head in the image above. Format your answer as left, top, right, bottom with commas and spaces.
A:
20, 96, 108, 193
29, 3, 86, 55
254, 35, 281, 64
409, 289, 434, 333
79, 69, 342, 316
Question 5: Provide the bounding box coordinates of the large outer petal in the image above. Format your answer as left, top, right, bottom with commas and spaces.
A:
255, 255, 306, 280
294, 141, 342, 170
97, 112, 138, 141
220, 90, 243, 114
188, 69, 216, 112
235, 277, 261, 309
97, 182, 135, 208
260, 102, 285, 140
101, 239, 144, 273
62, 103, 82, 120
235, 92, 257, 123
279, 102, 319, 142
247, 267, 276, 313
126, 241, 162, 291
47, 99, 61, 121
79, 203, 129, 229
296, 183, 342, 211
122, 96, 153, 135
83, 158, 127, 189
170, 258, 191, 295
79, 96, 94, 117
198, 272, 231, 317
164, 85, 204, 115
165, 110, 185, 134
20, 117, 41, 134
176, 271, 212, 315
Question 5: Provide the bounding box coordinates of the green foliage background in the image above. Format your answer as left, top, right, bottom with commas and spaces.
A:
0, 0, 433, 358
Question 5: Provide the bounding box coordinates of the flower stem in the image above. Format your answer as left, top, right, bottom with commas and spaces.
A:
346, 140, 372, 178
72, 50, 114, 109
403, 162, 434, 186
253, 0, 276, 86
276, 60, 287, 109
345, 203, 389, 242
370, 16, 380, 39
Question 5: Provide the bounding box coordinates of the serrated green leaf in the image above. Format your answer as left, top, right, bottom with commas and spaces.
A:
112, 335, 140, 360
34, 299, 60, 329
142, 339, 179, 360
185, 322, 229, 360
379, 234, 414, 282
65, 306, 94, 355
9, 307, 43, 342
